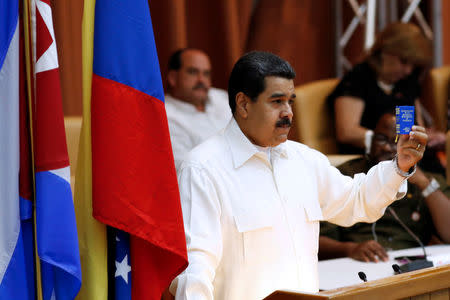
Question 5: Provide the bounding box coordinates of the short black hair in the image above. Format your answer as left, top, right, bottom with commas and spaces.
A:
228, 51, 296, 113
168, 48, 189, 71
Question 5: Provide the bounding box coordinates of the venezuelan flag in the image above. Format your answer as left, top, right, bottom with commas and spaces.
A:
76, 0, 188, 299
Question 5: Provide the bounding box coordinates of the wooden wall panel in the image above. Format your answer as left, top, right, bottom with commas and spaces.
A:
404, 288, 450, 300
430, 288, 450, 300
51, 0, 83, 116
52, 0, 448, 116
149, 0, 253, 91
246, 0, 335, 87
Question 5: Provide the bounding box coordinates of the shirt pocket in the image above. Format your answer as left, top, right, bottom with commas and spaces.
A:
301, 200, 322, 255
303, 199, 323, 222
233, 208, 275, 264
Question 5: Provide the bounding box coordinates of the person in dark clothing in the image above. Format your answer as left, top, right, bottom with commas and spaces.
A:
319, 113, 450, 262
328, 22, 445, 156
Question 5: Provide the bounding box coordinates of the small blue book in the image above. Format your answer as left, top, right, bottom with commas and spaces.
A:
395, 106, 415, 134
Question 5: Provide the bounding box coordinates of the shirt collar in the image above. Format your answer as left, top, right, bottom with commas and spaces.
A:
273, 142, 289, 159
224, 118, 289, 169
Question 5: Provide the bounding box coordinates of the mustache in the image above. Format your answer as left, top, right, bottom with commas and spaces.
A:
193, 83, 208, 90
276, 118, 292, 127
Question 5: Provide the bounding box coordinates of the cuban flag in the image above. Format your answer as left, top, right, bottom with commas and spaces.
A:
89, 0, 188, 298
1, 0, 81, 298
32, 0, 82, 298
0, 0, 34, 298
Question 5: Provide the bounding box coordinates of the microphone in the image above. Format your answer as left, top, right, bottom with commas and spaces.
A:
358, 271, 367, 282
388, 207, 433, 273
392, 264, 402, 274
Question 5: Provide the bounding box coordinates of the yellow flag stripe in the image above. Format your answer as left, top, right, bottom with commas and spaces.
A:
75, 0, 108, 299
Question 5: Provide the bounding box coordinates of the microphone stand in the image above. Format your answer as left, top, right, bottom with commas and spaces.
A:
388, 207, 433, 272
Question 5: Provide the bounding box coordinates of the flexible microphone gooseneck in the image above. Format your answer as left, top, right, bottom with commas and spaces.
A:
388, 207, 427, 257
388, 207, 433, 272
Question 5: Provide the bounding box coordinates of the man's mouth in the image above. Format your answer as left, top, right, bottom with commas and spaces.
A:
193, 84, 208, 91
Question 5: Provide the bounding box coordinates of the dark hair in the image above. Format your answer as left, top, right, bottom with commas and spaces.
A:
228, 51, 296, 113
168, 48, 189, 71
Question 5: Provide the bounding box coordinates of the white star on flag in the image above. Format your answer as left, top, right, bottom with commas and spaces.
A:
115, 255, 131, 284
34, 0, 59, 73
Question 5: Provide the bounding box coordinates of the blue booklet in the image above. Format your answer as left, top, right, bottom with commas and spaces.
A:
395, 106, 415, 134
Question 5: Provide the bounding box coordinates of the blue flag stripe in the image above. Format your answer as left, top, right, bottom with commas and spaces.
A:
0, 0, 18, 69
0, 223, 35, 299
93, 0, 164, 102
35, 170, 81, 300
114, 230, 131, 300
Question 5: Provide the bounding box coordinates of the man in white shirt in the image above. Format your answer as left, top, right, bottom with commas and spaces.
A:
170, 51, 428, 300
165, 49, 231, 169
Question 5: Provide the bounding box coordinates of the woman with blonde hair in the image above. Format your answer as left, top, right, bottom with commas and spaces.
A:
328, 22, 444, 157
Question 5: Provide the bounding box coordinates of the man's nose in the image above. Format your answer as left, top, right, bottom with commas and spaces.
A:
384, 142, 396, 151
281, 103, 293, 119
197, 73, 210, 85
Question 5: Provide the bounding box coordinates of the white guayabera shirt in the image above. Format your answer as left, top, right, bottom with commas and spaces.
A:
171, 118, 407, 300
165, 87, 232, 170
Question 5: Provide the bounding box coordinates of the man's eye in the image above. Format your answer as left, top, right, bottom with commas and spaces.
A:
288, 99, 294, 105
273, 99, 282, 104
187, 69, 198, 75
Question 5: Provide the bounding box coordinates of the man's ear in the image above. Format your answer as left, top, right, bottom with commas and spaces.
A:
235, 92, 250, 119
167, 70, 177, 89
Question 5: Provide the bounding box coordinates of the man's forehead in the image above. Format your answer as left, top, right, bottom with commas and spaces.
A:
263, 76, 295, 94
264, 75, 293, 82
181, 50, 211, 68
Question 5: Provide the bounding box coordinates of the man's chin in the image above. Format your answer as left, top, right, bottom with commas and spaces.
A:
193, 89, 208, 96
262, 135, 288, 148
393, 74, 406, 83
275, 133, 289, 145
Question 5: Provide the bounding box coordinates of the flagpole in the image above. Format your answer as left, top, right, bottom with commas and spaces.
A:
22, 0, 43, 299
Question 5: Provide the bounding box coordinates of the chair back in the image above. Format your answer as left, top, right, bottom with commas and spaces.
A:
293, 78, 339, 154
447, 131, 450, 185
428, 66, 450, 131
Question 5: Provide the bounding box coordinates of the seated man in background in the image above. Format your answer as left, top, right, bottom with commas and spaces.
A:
165, 48, 231, 169
319, 113, 450, 262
